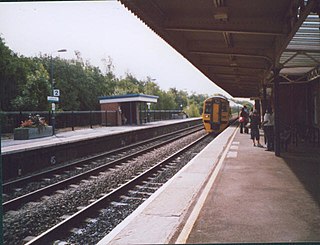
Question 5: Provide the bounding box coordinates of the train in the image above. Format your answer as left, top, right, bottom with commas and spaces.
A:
202, 95, 231, 134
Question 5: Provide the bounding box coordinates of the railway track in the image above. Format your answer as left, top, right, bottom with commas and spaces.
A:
25, 132, 212, 245
3, 124, 202, 212
3, 126, 210, 245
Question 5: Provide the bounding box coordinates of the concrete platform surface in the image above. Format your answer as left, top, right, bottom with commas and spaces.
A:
97, 125, 237, 244
185, 130, 320, 243
1, 118, 199, 155
98, 125, 320, 244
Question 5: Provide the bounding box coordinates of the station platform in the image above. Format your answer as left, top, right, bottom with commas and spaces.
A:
1, 118, 199, 155
1, 118, 201, 181
99, 124, 320, 244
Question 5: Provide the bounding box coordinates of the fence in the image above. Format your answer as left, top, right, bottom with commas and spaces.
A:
140, 110, 186, 123
0, 111, 114, 134
1, 110, 186, 134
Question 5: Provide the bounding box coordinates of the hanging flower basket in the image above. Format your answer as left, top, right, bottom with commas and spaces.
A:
14, 114, 53, 140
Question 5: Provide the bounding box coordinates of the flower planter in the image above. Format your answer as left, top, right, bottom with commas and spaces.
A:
14, 126, 53, 140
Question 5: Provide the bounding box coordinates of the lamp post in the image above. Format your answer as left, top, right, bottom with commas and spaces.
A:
50, 49, 67, 135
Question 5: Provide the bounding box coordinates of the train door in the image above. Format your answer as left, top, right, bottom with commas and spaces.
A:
212, 102, 220, 123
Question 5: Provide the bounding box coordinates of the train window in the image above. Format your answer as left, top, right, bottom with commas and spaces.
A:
205, 102, 212, 113
221, 103, 228, 112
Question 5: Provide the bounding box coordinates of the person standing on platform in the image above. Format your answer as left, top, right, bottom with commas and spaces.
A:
250, 109, 262, 147
263, 107, 274, 151
239, 107, 245, 134
239, 106, 249, 134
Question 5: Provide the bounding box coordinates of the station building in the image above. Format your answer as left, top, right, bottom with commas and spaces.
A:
99, 94, 158, 126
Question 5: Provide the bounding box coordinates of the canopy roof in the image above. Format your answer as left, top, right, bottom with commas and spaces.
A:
99, 94, 158, 104
119, 0, 320, 98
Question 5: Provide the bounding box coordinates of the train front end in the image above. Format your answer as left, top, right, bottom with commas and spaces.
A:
202, 96, 230, 134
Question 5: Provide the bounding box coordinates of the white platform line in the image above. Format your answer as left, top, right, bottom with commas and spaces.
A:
175, 128, 238, 244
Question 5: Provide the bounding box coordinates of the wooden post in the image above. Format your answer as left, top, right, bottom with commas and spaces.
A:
273, 68, 281, 157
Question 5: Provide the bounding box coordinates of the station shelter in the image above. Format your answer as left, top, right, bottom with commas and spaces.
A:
119, 0, 320, 156
99, 94, 158, 126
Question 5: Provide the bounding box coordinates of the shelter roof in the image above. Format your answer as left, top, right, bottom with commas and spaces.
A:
99, 94, 158, 104
119, 0, 320, 98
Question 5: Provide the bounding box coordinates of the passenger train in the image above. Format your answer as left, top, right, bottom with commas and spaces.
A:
202, 96, 231, 134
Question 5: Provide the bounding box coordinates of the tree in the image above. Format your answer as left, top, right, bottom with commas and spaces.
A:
0, 37, 24, 111
188, 93, 208, 115
154, 90, 176, 110
185, 103, 201, 117
12, 61, 50, 111
114, 73, 142, 95
0, 37, 213, 113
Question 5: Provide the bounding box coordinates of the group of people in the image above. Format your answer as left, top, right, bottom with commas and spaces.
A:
239, 105, 274, 151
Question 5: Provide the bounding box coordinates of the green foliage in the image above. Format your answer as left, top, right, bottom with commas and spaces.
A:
114, 73, 141, 95
185, 103, 201, 117
0, 37, 23, 111
0, 38, 225, 114
12, 61, 50, 110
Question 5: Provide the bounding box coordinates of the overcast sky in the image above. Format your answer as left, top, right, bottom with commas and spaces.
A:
0, 1, 234, 97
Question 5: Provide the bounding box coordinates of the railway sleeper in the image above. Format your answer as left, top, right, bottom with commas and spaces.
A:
76, 206, 87, 211
111, 201, 128, 206
60, 214, 72, 220
53, 240, 68, 245
22, 236, 36, 243
120, 195, 144, 201
2, 193, 9, 199
81, 179, 90, 183
70, 228, 85, 235
85, 218, 98, 223
142, 181, 162, 186
135, 185, 158, 191
41, 195, 50, 200
129, 190, 153, 196
56, 190, 66, 194
6, 210, 19, 216
69, 184, 80, 188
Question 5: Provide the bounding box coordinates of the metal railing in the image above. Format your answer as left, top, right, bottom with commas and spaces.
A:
1, 110, 188, 135
0, 111, 114, 134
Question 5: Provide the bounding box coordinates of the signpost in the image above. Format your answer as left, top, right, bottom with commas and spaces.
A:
47, 96, 59, 103
53, 89, 60, 97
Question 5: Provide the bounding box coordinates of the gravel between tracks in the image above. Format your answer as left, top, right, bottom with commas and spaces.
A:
3, 130, 208, 245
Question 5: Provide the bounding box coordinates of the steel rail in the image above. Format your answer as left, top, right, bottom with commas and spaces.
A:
3, 125, 203, 212
25, 133, 209, 245
3, 124, 202, 192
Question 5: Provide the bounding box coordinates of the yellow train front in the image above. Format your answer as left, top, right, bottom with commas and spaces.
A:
202, 96, 230, 134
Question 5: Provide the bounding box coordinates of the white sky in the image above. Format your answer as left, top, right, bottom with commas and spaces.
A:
0, 1, 234, 97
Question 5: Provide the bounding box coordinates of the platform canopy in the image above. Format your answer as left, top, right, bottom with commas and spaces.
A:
119, 0, 320, 98
99, 93, 158, 104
